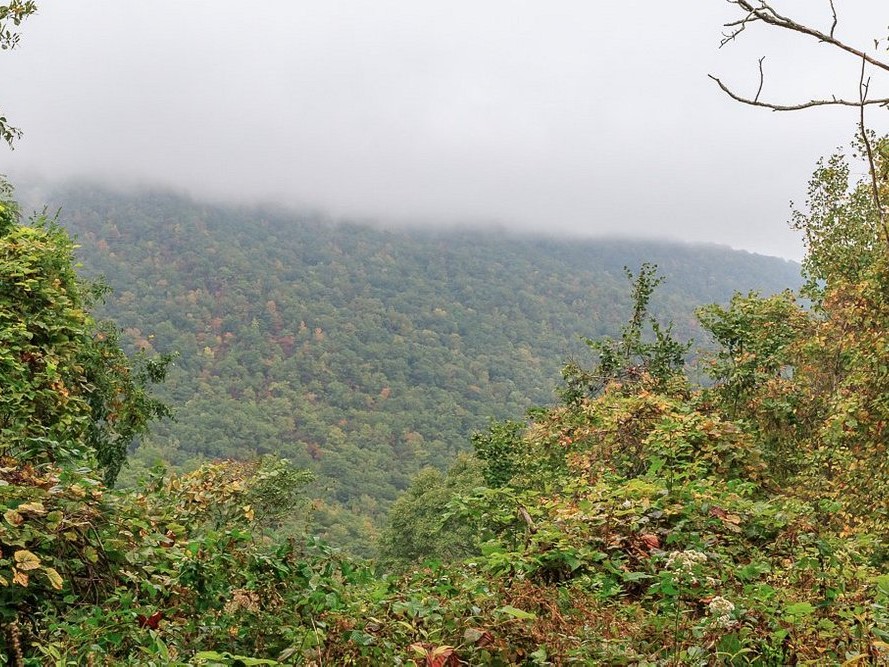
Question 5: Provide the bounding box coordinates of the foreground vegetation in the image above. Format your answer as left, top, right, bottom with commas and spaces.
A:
3, 132, 889, 663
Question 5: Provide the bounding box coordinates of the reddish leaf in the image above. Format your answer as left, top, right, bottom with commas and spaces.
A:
137, 611, 164, 629
427, 645, 460, 667
639, 533, 660, 550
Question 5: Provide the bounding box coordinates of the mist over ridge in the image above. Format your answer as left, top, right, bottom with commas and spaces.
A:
13, 174, 806, 265
10, 1, 888, 260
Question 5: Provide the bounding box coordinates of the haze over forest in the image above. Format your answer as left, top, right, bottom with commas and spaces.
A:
4, 0, 888, 258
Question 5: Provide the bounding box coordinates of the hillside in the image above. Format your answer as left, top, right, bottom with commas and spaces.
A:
46, 185, 801, 550
7, 148, 889, 662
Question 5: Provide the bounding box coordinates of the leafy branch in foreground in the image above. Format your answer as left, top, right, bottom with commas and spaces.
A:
0, 1, 37, 148
0, 181, 171, 484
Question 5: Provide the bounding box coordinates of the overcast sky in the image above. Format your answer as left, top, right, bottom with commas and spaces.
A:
4, 1, 889, 259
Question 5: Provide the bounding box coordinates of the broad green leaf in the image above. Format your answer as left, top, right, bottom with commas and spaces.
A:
496, 605, 536, 620
784, 602, 814, 618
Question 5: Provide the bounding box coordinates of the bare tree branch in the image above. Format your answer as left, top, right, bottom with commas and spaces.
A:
720, 10, 757, 46
708, 74, 889, 112
711, 1, 889, 117
722, 0, 889, 73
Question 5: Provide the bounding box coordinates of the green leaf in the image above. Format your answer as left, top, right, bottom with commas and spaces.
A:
783, 602, 814, 619
496, 605, 536, 620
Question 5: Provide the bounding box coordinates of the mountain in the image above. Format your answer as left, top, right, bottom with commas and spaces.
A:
44, 184, 801, 552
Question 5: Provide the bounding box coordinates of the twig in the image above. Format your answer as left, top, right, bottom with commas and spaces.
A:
310, 616, 325, 667
755, 56, 765, 103
828, 0, 838, 39
857, 57, 889, 248
721, 10, 756, 46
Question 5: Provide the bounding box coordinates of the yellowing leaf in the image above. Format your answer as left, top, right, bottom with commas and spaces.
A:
12, 569, 28, 587
0, 575, 7, 586
3, 509, 23, 526
17, 501, 46, 515
14, 549, 41, 571
44, 567, 63, 591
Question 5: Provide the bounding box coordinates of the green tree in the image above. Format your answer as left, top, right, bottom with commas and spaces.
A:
378, 454, 485, 566
708, 0, 889, 529
699, 137, 889, 534
0, 180, 170, 484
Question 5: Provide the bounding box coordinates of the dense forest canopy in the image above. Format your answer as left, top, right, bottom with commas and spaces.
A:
38, 185, 800, 552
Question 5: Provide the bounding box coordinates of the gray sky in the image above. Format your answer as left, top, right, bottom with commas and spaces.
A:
4, 1, 889, 259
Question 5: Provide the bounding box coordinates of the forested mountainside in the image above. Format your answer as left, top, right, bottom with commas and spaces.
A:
43, 185, 801, 551
8, 152, 889, 663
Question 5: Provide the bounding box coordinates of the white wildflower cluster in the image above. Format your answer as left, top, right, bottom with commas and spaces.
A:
708, 596, 736, 628
665, 549, 707, 574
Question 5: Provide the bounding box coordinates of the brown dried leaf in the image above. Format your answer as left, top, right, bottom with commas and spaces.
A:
639, 533, 660, 550
17, 501, 46, 515
12, 569, 28, 587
